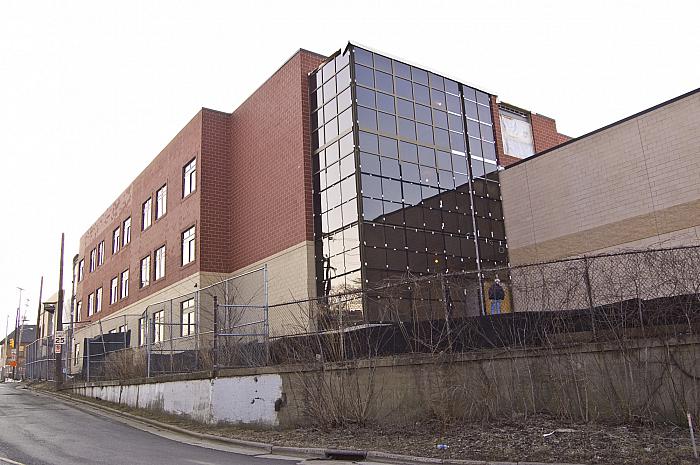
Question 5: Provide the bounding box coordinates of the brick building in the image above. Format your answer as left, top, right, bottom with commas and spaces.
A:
72, 43, 567, 364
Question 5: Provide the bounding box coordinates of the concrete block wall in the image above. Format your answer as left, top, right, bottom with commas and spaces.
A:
501, 90, 700, 265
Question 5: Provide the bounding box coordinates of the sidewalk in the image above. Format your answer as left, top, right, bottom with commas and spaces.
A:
29, 383, 693, 465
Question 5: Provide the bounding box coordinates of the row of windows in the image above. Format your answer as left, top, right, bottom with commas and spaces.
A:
80, 227, 195, 319
137, 299, 196, 345
79, 158, 196, 283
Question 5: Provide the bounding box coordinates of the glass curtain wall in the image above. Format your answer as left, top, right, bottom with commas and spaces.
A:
310, 44, 507, 323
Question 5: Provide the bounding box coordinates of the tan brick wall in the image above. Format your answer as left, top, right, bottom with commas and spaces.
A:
501, 91, 700, 264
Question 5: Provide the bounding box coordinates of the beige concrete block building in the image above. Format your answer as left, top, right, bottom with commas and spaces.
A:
500, 88, 700, 265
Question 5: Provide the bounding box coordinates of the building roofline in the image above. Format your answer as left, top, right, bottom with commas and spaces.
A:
504, 86, 700, 170
347, 41, 498, 98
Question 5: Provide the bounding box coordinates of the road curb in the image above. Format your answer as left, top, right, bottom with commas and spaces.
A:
31, 386, 585, 465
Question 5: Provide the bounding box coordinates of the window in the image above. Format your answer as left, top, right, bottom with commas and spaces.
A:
97, 241, 105, 266
108, 329, 116, 334
78, 259, 84, 282
77, 300, 82, 319
156, 185, 167, 219
120, 269, 129, 299
73, 343, 80, 365
110, 277, 118, 304
140, 256, 151, 288
153, 310, 164, 343
155, 246, 166, 280
183, 158, 196, 197
95, 287, 102, 312
112, 227, 120, 254
142, 198, 152, 230
181, 298, 195, 337
123, 217, 131, 246
87, 293, 94, 316
89, 249, 96, 272
118, 324, 127, 334
138, 318, 146, 346
182, 226, 195, 265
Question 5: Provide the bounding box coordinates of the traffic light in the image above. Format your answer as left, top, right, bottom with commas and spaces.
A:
9, 338, 14, 349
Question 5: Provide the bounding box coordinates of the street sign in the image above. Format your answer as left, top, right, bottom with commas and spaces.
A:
55, 331, 66, 345
8, 361, 16, 367
55, 344, 62, 354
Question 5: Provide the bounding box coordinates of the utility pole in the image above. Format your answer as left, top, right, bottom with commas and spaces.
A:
66, 254, 78, 379
35, 277, 43, 339
13, 287, 24, 379
54, 233, 65, 387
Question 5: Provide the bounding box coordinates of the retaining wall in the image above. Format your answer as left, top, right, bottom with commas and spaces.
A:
68, 335, 700, 428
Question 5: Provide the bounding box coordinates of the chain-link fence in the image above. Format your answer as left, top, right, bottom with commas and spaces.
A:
24, 336, 55, 381
25, 246, 700, 382
63, 266, 268, 382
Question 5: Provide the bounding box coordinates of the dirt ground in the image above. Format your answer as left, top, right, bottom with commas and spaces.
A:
54, 389, 697, 465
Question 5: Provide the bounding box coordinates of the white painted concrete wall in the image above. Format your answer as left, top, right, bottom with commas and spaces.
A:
72, 374, 283, 427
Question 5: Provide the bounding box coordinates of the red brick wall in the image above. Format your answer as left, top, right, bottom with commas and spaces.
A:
531, 113, 571, 153
76, 112, 204, 323
200, 109, 232, 273
228, 50, 325, 270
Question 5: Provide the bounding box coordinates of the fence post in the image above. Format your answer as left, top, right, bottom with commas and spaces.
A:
194, 289, 199, 372
86, 340, 90, 383
583, 255, 597, 339
146, 315, 152, 378
264, 264, 270, 365
213, 296, 219, 376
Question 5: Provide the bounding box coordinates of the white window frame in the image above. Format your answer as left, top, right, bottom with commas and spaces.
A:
181, 298, 195, 337
123, 217, 131, 246
89, 249, 96, 272
74, 343, 80, 365
113, 227, 120, 254
77, 300, 82, 319
182, 226, 195, 265
140, 256, 150, 288
183, 158, 196, 197
87, 293, 94, 316
138, 318, 146, 346
153, 310, 164, 343
78, 259, 84, 282
95, 287, 103, 312
156, 185, 167, 219
142, 198, 152, 230
110, 277, 118, 304
97, 241, 105, 266
155, 246, 166, 281
120, 269, 129, 299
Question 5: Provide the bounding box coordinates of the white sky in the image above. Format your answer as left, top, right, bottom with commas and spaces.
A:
1, 0, 699, 338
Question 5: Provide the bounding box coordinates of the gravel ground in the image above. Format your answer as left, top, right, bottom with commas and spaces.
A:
59, 390, 697, 465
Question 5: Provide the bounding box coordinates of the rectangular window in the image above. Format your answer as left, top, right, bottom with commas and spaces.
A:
78, 259, 84, 282
112, 227, 120, 254
97, 241, 105, 266
120, 269, 129, 299
155, 246, 166, 280
142, 198, 152, 230
74, 343, 80, 365
77, 300, 82, 319
95, 287, 103, 312
182, 226, 195, 265
110, 277, 118, 304
138, 318, 146, 346
118, 324, 127, 334
140, 256, 150, 288
183, 158, 196, 197
123, 217, 131, 246
181, 298, 195, 337
87, 293, 94, 316
153, 310, 164, 343
156, 185, 167, 219
89, 249, 96, 272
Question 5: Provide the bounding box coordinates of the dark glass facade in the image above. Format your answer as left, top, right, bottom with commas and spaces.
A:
311, 44, 507, 321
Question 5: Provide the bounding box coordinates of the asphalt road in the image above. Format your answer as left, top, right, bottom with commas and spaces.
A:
0, 382, 304, 465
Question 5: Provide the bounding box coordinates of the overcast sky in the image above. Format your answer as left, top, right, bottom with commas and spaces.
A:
1, 0, 698, 338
